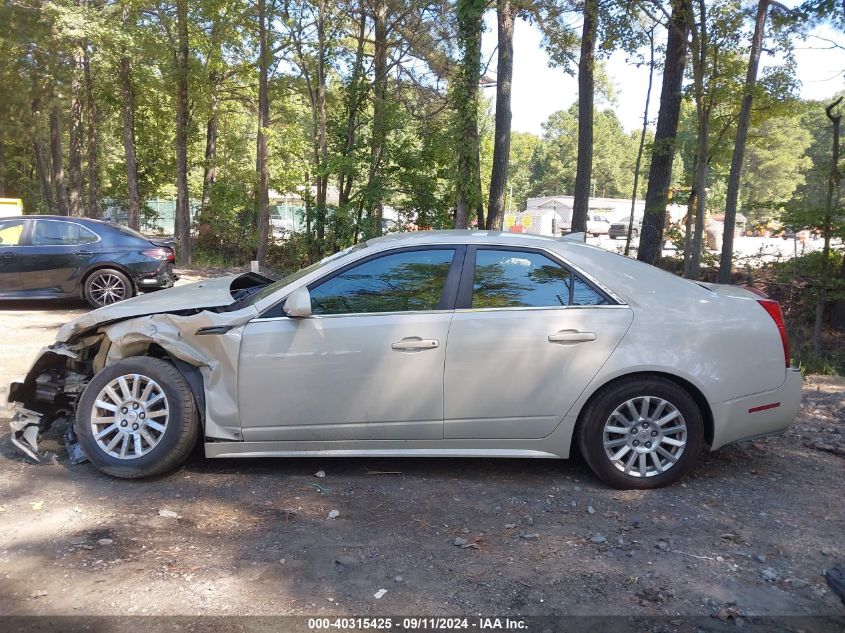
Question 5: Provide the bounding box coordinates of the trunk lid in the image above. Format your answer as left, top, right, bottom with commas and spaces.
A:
693, 281, 762, 300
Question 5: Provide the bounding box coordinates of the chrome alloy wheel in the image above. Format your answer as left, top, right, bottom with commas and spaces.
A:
90, 374, 169, 460
89, 274, 128, 305
602, 396, 688, 478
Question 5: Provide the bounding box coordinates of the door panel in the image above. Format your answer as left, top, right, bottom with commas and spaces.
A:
19, 220, 100, 293
238, 246, 462, 442
444, 307, 632, 439
238, 313, 452, 441
445, 246, 632, 440
0, 219, 27, 291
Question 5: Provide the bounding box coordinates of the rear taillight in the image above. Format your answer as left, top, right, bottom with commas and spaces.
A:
142, 247, 176, 263
757, 299, 790, 367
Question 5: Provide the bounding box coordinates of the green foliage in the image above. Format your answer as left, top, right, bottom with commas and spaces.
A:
529, 104, 647, 199
0, 0, 840, 291
762, 250, 845, 374
451, 0, 487, 219
507, 132, 542, 211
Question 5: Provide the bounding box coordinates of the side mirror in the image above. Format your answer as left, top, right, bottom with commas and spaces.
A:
283, 286, 312, 318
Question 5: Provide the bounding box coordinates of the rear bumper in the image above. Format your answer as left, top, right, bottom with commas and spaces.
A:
134, 264, 177, 291
710, 368, 802, 450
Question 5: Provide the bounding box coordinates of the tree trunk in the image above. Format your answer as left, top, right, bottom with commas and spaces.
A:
199, 89, 218, 234
625, 27, 655, 257
311, 0, 329, 253
255, 0, 271, 265
814, 98, 842, 351
33, 137, 55, 212
486, 0, 515, 231
120, 55, 141, 231
682, 186, 695, 276
30, 94, 56, 211
688, 0, 709, 281
454, 0, 484, 229
637, 0, 691, 265
68, 49, 85, 217
832, 251, 845, 330
572, 0, 597, 234
83, 45, 100, 217
364, 0, 389, 239
0, 134, 5, 197
174, 0, 191, 264
689, 0, 713, 279
50, 106, 70, 216
688, 123, 709, 280
339, 7, 367, 213
475, 157, 484, 228
718, 0, 769, 283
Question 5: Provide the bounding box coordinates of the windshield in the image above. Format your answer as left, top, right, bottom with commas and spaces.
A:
244, 242, 368, 305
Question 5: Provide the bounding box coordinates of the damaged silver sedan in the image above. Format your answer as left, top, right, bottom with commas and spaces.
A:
8, 231, 801, 488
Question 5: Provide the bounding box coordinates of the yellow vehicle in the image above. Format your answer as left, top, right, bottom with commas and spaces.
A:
0, 198, 23, 216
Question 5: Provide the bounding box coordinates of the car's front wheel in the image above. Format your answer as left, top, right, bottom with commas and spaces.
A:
576, 376, 704, 489
76, 357, 199, 478
84, 268, 133, 308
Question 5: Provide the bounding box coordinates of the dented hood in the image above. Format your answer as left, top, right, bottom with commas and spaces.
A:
57, 273, 269, 343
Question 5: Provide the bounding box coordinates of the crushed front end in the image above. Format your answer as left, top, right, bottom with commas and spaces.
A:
8, 338, 101, 464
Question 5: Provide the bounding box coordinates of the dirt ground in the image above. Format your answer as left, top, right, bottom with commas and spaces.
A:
0, 272, 843, 625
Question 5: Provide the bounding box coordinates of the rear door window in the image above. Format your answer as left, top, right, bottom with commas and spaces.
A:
471, 249, 609, 308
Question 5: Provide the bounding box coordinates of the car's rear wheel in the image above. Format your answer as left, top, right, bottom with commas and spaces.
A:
84, 268, 133, 308
76, 357, 199, 479
576, 376, 704, 489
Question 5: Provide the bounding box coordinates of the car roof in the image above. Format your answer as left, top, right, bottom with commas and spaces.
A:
366, 229, 569, 248
364, 229, 708, 307
0, 214, 113, 226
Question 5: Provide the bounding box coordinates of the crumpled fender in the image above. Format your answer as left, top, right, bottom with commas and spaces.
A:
98, 307, 258, 441
56, 272, 272, 343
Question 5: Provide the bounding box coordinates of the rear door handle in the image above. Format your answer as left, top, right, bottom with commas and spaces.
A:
548, 330, 596, 344
76, 251, 94, 256
391, 337, 440, 351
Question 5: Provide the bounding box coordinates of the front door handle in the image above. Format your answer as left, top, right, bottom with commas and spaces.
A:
548, 330, 596, 344
391, 337, 440, 351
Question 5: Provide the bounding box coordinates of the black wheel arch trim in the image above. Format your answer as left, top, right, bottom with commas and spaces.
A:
163, 356, 206, 429
574, 371, 714, 449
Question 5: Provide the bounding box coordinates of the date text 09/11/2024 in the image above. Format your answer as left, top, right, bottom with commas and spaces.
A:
307, 618, 528, 630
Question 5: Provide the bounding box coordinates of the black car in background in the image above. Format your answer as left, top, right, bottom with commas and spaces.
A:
0, 216, 176, 307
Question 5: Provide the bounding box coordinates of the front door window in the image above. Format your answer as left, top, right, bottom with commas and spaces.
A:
309, 249, 456, 315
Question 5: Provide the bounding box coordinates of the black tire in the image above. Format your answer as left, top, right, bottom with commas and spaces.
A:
576, 375, 704, 489
83, 268, 134, 308
630, 229, 639, 239
76, 357, 199, 479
